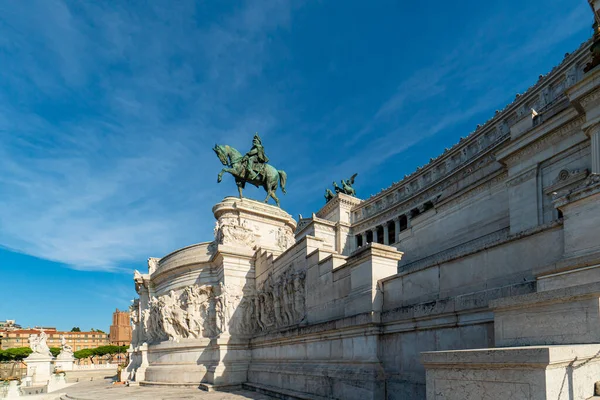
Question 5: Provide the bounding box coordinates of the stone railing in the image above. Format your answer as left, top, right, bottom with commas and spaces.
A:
72, 363, 117, 370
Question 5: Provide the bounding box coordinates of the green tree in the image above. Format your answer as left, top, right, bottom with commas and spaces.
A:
1, 347, 32, 361
49, 347, 61, 357
73, 348, 95, 364
70, 327, 81, 332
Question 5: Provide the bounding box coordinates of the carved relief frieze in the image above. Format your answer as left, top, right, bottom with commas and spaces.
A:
215, 217, 256, 248
142, 284, 216, 344
272, 226, 295, 251
251, 270, 306, 333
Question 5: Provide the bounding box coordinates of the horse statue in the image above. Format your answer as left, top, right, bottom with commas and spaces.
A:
213, 144, 287, 207
324, 188, 335, 203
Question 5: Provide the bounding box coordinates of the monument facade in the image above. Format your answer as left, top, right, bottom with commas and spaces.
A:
128, 3, 600, 398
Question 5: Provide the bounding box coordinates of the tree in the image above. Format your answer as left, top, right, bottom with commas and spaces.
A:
70, 327, 81, 332
90, 328, 106, 334
0, 347, 32, 361
49, 347, 61, 357
73, 348, 95, 364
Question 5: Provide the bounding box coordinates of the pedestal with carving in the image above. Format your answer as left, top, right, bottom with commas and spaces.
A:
135, 197, 296, 388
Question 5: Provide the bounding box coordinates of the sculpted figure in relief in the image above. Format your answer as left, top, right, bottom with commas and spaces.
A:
184, 285, 212, 338
216, 218, 256, 248
280, 274, 293, 325
252, 270, 306, 333
293, 271, 306, 322
148, 258, 159, 275
130, 307, 139, 347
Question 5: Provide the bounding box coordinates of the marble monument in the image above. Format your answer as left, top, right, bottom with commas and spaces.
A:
128, 2, 600, 398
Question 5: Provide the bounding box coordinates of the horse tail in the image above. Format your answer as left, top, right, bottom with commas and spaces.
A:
278, 170, 287, 194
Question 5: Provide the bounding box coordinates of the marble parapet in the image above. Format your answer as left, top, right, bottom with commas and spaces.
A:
422, 344, 600, 400
491, 281, 600, 347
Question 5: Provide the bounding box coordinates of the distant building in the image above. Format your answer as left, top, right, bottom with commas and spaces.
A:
0, 320, 22, 330
0, 329, 109, 351
109, 309, 131, 346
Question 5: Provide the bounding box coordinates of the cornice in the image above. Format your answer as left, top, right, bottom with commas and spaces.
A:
502, 115, 585, 166
354, 37, 591, 214
352, 147, 504, 230
316, 193, 362, 218
496, 109, 583, 165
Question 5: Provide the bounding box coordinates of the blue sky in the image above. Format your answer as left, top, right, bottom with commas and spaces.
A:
0, 0, 592, 331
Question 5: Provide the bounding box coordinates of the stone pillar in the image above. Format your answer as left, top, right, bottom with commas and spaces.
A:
588, 123, 600, 174
25, 354, 53, 385
394, 218, 400, 243
372, 228, 378, 244
362, 232, 367, 246
406, 214, 412, 228
383, 224, 389, 245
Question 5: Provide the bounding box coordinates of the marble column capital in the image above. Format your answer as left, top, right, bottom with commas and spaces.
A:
582, 119, 600, 137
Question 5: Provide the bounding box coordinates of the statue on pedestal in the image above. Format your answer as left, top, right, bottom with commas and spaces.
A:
59, 335, 73, 356
213, 133, 288, 207
325, 173, 358, 203
28, 330, 52, 357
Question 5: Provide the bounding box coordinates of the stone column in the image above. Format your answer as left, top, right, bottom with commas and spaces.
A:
394, 218, 401, 243
372, 228, 378, 244
383, 224, 390, 245
588, 123, 600, 174
362, 232, 367, 246
407, 214, 412, 228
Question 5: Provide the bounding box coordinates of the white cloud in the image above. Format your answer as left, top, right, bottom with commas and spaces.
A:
0, 0, 293, 271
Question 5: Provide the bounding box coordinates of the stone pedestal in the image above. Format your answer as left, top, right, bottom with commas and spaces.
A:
54, 353, 74, 371
140, 198, 297, 388
133, 343, 149, 382
24, 354, 53, 385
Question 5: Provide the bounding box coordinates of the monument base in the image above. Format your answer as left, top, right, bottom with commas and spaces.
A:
24, 354, 53, 385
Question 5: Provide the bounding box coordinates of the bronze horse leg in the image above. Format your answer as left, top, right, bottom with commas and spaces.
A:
217, 167, 235, 183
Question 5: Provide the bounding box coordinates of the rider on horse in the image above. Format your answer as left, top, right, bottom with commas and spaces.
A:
243, 133, 269, 180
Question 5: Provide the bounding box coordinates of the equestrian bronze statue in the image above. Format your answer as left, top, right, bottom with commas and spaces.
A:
213, 134, 287, 207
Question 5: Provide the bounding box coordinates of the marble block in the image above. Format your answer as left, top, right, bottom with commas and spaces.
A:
491, 281, 600, 347
422, 344, 600, 400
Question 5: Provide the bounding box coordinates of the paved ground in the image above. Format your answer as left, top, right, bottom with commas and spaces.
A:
58, 378, 275, 400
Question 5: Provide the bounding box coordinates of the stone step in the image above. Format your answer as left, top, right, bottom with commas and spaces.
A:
139, 380, 200, 388
242, 382, 330, 400
198, 382, 242, 392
